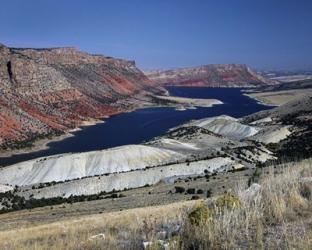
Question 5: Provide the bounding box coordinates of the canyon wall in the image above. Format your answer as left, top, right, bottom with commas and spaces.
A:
146, 64, 273, 87
0, 44, 162, 149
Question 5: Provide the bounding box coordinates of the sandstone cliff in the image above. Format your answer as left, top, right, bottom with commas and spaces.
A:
0, 44, 162, 149
146, 64, 273, 87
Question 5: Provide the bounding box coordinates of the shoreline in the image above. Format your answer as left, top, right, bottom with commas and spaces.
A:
243, 93, 278, 107
244, 88, 312, 107
0, 95, 222, 160
0, 133, 73, 158
0, 119, 107, 159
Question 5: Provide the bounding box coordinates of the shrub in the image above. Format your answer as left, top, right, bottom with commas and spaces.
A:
206, 189, 212, 198
111, 193, 118, 199
191, 195, 200, 200
186, 188, 196, 194
215, 194, 241, 210
174, 186, 186, 193
188, 204, 212, 226
197, 189, 204, 194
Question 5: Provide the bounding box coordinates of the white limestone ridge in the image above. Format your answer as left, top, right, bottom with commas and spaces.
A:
190, 115, 260, 139
0, 184, 13, 193
157, 138, 200, 150
250, 117, 272, 125
22, 157, 237, 198
0, 145, 182, 186
252, 126, 291, 144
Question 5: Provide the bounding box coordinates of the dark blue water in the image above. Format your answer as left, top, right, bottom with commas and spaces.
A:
0, 87, 273, 166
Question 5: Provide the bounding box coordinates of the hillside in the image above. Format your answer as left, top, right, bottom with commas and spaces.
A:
0, 44, 164, 150
146, 64, 274, 87
243, 76, 312, 106
0, 160, 311, 250
244, 92, 312, 121
1, 92, 311, 202
0, 86, 311, 250
0, 145, 183, 187
256, 79, 312, 92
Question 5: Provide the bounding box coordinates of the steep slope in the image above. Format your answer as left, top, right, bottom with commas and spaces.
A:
0, 92, 310, 206
243, 92, 312, 122
146, 64, 273, 87
0, 145, 182, 186
19, 158, 235, 198
0, 44, 163, 149
242, 93, 312, 158
189, 115, 260, 139
4, 94, 312, 198
255, 79, 312, 92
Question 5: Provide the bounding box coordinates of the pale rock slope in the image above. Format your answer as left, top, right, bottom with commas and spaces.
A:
155, 138, 200, 150
189, 115, 260, 139
251, 126, 291, 144
0, 145, 182, 186
0, 184, 13, 193
250, 117, 273, 125
21, 157, 237, 198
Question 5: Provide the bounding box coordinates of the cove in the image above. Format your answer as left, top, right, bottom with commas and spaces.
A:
0, 87, 273, 166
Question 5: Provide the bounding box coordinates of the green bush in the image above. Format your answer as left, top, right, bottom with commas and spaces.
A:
191, 195, 200, 200
206, 189, 213, 198
188, 204, 212, 225
197, 189, 204, 194
215, 194, 241, 210
175, 186, 186, 193
186, 188, 196, 194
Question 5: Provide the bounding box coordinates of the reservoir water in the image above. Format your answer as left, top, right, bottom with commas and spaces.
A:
0, 87, 273, 166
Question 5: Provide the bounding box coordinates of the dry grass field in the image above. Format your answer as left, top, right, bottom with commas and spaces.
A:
246, 88, 312, 106
0, 159, 311, 249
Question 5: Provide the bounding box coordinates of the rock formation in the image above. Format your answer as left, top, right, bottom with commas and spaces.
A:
2, 93, 311, 199
0, 44, 163, 149
146, 64, 273, 87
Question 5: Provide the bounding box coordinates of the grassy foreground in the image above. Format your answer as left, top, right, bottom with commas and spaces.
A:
0, 159, 311, 249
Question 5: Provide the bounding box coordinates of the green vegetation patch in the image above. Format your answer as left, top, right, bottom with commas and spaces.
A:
215, 194, 241, 210
188, 203, 212, 226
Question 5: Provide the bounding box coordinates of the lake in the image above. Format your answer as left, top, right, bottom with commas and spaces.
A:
0, 87, 273, 166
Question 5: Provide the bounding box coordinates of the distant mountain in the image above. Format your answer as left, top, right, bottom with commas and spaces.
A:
0, 44, 163, 149
145, 64, 275, 87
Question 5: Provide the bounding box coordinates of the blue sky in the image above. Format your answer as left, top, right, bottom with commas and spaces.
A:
1, 0, 311, 70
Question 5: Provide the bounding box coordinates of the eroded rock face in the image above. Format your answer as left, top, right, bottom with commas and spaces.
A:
0, 145, 183, 186
0, 44, 162, 149
146, 64, 272, 87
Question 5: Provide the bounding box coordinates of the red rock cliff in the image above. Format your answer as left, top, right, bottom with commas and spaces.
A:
0, 44, 162, 149
145, 64, 273, 87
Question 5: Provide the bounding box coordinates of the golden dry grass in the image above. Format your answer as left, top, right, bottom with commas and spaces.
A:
180, 159, 312, 249
0, 200, 200, 249
0, 159, 311, 249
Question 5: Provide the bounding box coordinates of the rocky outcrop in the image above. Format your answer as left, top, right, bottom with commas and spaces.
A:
146, 64, 273, 87
0, 145, 182, 186
243, 92, 312, 122
0, 44, 163, 149
19, 158, 236, 199
189, 115, 260, 139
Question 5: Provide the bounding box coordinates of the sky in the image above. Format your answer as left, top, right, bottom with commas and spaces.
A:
0, 0, 311, 71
